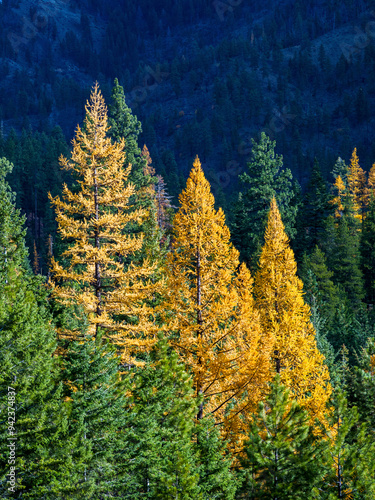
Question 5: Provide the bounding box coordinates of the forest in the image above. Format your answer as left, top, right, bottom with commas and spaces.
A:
1, 0, 375, 498
1, 79, 375, 499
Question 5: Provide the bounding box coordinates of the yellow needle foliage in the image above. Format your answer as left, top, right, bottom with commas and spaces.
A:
254, 198, 331, 425
49, 83, 158, 363
165, 156, 270, 441
347, 148, 366, 220
330, 175, 346, 218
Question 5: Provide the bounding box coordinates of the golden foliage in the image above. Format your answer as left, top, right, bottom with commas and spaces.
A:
49, 83, 159, 364
254, 198, 331, 424
165, 156, 270, 442
347, 148, 366, 220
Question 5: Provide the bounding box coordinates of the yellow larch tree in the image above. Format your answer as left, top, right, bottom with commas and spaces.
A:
330, 175, 346, 218
254, 197, 331, 424
347, 148, 366, 220
165, 156, 270, 441
49, 83, 158, 364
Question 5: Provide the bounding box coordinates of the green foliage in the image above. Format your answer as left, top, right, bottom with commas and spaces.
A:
59, 334, 128, 498
194, 418, 237, 499
238, 375, 327, 499
121, 340, 201, 499
360, 196, 375, 304
321, 389, 375, 499
231, 133, 298, 269
350, 338, 375, 431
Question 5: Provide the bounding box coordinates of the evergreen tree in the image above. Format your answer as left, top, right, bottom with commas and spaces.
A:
231, 132, 297, 269
360, 195, 375, 304
322, 389, 375, 499
300, 246, 340, 327
350, 338, 375, 431
295, 159, 331, 255
194, 418, 237, 499
108, 78, 155, 204
238, 375, 328, 499
325, 214, 365, 307
254, 198, 331, 424
121, 340, 201, 499
59, 334, 129, 498
0, 161, 83, 499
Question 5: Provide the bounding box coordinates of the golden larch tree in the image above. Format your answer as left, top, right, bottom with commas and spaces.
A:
49, 83, 158, 363
330, 175, 346, 218
347, 148, 366, 220
165, 156, 270, 440
254, 197, 331, 423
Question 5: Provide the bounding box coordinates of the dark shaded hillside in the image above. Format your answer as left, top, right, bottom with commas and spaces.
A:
2, 0, 375, 210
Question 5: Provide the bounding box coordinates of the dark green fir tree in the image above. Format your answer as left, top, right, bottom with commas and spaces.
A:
231, 132, 298, 269
360, 195, 375, 305
238, 375, 328, 499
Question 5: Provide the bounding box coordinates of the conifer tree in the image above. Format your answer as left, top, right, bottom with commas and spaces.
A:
49, 83, 158, 363
254, 198, 331, 423
322, 389, 375, 499
295, 159, 331, 255
121, 340, 201, 499
347, 148, 366, 221
300, 246, 340, 327
350, 338, 375, 431
108, 78, 146, 192
0, 161, 83, 499
360, 195, 375, 304
59, 334, 129, 498
231, 132, 297, 269
166, 157, 270, 439
238, 376, 328, 499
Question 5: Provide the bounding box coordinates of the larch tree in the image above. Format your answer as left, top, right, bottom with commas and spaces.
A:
165, 156, 270, 442
347, 148, 366, 220
49, 83, 158, 364
254, 198, 331, 424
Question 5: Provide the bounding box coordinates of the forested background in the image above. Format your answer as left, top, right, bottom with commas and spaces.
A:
1, 0, 375, 498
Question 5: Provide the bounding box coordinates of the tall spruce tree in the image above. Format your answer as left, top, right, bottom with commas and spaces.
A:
231, 132, 297, 269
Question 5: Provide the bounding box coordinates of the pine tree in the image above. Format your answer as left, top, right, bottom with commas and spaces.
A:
300, 246, 340, 326
238, 375, 328, 499
49, 83, 158, 364
166, 157, 270, 440
231, 132, 298, 269
350, 338, 375, 431
254, 198, 331, 424
326, 214, 364, 307
0, 157, 28, 285
108, 78, 146, 192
